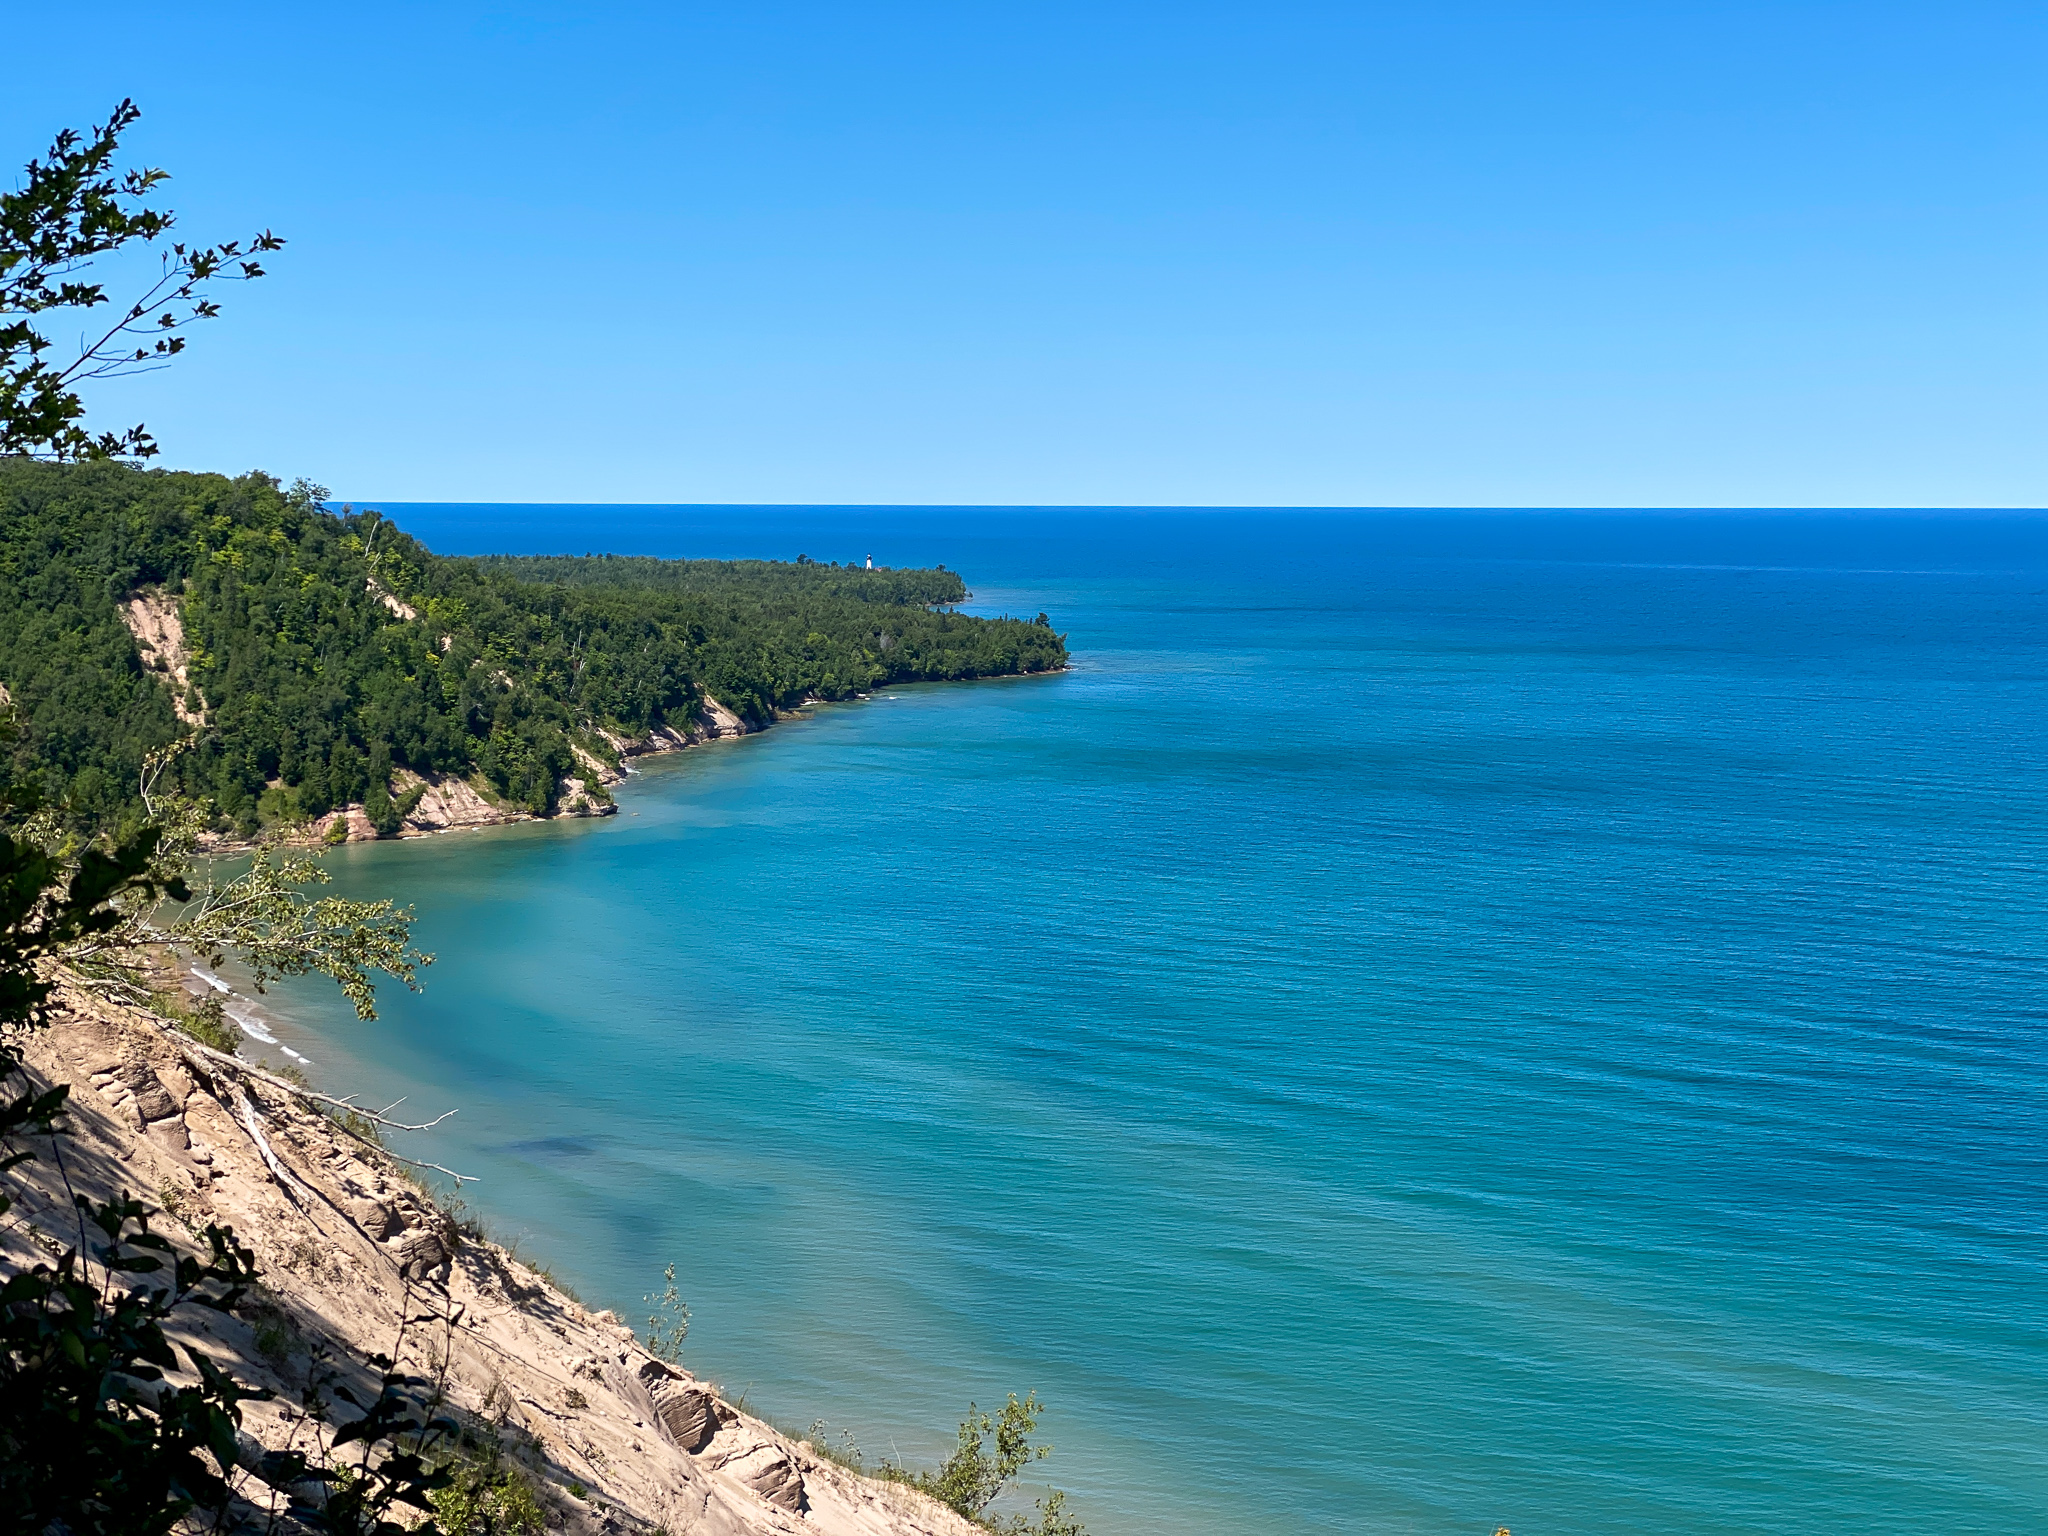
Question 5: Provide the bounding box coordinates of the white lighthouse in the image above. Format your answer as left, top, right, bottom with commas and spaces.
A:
865, 553, 873, 569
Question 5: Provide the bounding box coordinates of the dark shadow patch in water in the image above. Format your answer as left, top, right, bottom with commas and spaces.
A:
500, 1135, 603, 1160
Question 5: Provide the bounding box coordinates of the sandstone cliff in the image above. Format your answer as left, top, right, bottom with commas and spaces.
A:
306, 695, 762, 844
297, 696, 762, 847
2, 986, 980, 1536
122, 588, 206, 729
115, 590, 769, 850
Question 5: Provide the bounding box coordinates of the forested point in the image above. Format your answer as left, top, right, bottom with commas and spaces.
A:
472, 551, 969, 607
0, 459, 1067, 838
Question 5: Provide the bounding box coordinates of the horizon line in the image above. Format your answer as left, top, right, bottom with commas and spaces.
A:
329, 500, 2048, 516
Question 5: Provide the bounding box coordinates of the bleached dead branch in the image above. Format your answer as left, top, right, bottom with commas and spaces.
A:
144, 1016, 479, 1186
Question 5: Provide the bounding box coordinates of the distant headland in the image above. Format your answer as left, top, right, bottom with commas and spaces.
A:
0, 458, 1068, 848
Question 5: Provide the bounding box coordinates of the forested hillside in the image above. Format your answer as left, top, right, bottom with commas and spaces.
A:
0, 460, 1065, 837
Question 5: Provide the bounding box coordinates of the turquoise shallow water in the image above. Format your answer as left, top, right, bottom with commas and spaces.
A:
265, 509, 2048, 1534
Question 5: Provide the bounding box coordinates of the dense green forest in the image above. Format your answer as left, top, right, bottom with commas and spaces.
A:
0, 459, 1065, 837
472, 551, 970, 607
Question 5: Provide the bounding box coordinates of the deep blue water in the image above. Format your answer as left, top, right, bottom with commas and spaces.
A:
263, 508, 2048, 1534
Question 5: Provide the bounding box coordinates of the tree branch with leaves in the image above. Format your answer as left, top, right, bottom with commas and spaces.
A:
0, 98, 280, 461
46, 755, 434, 1022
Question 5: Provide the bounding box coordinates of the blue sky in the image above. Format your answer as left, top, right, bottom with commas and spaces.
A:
8, 3, 2044, 506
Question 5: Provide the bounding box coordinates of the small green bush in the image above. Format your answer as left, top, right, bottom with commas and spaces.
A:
886, 1392, 1087, 1536
252, 1318, 293, 1367
643, 1262, 690, 1364
154, 988, 238, 1053
429, 1444, 546, 1536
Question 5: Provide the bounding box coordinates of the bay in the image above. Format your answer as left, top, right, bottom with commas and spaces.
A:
258, 508, 2048, 1534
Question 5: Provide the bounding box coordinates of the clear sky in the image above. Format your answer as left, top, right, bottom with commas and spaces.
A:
8, 3, 2044, 506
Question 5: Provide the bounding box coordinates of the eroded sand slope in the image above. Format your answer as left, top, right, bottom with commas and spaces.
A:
3, 987, 979, 1536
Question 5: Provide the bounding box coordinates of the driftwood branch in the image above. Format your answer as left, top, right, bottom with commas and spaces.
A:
234, 1085, 313, 1205
324, 1093, 457, 1133
69, 971, 154, 1000
154, 1025, 457, 1132
139, 1015, 480, 1186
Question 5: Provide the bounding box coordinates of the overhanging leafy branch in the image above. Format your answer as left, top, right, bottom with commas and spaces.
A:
0, 98, 281, 461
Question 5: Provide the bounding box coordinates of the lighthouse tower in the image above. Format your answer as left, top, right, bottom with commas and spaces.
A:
865, 553, 873, 569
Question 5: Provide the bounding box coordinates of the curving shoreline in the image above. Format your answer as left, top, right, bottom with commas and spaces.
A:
84, 658, 1089, 1534
210, 664, 1069, 855
9, 979, 985, 1535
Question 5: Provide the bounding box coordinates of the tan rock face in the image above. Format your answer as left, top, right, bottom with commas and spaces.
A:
345, 1193, 399, 1240
596, 693, 757, 773
2, 986, 988, 1536
120, 588, 205, 727
395, 1225, 454, 1284
723, 1445, 807, 1512
394, 767, 526, 834
310, 805, 380, 844
367, 577, 418, 621
642, 1361, 725, 1453
697, 694, 752, 740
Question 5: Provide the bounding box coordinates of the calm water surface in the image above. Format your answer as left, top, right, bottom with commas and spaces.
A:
261, 509, 2048, 1534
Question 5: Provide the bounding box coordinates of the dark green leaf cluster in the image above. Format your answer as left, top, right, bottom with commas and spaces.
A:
0, 458, 1066, 837
0, 1191, 264, 1536
0, 812, 186, 1034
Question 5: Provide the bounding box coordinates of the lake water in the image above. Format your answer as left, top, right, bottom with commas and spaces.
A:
260, 508, 2048, 1534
